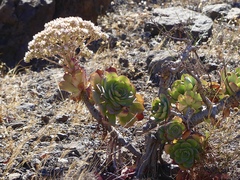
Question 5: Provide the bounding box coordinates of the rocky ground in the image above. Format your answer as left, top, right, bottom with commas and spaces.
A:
0, 0, 240, 179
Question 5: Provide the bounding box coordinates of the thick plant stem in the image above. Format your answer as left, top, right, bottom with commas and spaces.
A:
80, 91, 142, 158
136, 134, 159, 178
188, 89, 240, 128
142, 90, 240, 132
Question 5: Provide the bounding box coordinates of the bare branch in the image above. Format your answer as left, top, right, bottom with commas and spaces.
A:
80, 91, 142, 158
188, 90, 240, 128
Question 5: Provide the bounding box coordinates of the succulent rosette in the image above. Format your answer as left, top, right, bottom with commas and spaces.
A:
177, 91, 203, 113
90, 67, 144, 127
169, 74, 197, 102
59, 60, 88, 101
164, 134, 204, 170
158, 116, 186, 142
221, 67, 240, 96
151, 93, 170, 122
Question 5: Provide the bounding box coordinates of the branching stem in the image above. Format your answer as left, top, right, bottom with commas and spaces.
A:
80, 91, 142, 158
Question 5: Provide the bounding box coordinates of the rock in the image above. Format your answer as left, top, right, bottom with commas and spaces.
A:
145, 7, 213, 42
8, 173, 21, 180
16, 103, 35, 111
8, 122, 25, 129
147, 50, 178, 75
40, 135, 52, 142
38, 167, 64, 178
119, 58, 129, 67
41, 115, 50, 124
225, 8, 240, 20
57, 158, 68, 164
0, 0, 112, 68
205, 63, 219, 73
0, 0, 55, 68
56, 133, 68, 141
54, 0, 111, 23
147, 50, 179, 84
56, 115, 69, 123
202, 3, 231, 20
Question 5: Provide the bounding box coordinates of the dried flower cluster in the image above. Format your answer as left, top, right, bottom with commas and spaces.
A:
24, 17, 108, 64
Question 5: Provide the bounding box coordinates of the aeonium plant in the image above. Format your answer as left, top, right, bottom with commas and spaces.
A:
221, 67, 240, 96
164, 133, 205, 170
157, 116, 186, 143
151, 93, 170, 122
23, 17, 144, 128
90, 67, 144, 127
169, 74, 197, 102
168, 74, 203, 113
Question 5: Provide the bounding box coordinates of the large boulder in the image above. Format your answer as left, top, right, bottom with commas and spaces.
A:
145, 7, 213, 42
0, 0, 111, 68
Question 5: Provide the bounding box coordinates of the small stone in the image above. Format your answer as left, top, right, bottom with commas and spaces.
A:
16, 103, 35, 111
56, 133, 68, 141
8, 122, 25, 129
41, 115, 50, 124
56, 115, 69, 123
139, 46, 146, 52
8, 173, 21, 180
40, 135, 52, 142
120, 33, 127, 40
119, 58, 129, 67
58, 158, 68, 164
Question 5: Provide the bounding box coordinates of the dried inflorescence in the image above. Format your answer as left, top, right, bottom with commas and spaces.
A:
24, 17, 109, 102
24, 17, 108, 64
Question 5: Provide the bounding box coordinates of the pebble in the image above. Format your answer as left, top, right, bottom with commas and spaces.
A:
8, 173, 21, 180
8, 122, 25, 129
16, 103, 35, 111
57, 133, 68, 141
56, 115, 69, 123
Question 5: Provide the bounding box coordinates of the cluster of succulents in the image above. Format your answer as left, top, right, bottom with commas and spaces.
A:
221, 67, 240, 96
177, 91, 202, 113
164, 134, 204, 170
169, 74, 203, 113
157, 116, 186, 143
90, 67, 144, 127
169, 74, 197, 101
23, 16, 240, 175
151, 93, 170, 122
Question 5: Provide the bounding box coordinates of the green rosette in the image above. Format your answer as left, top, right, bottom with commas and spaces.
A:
158, 117, 186, 142
151, 93, 170, 122
169, 74, 197, 102
221, 67, 240, 96
177, 91, 203, 113
90, 69, 144, 127
164, 135, 204, 170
